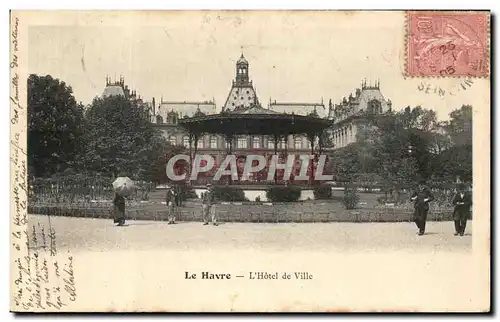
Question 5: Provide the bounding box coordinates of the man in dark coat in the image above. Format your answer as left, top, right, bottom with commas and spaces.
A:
452, 184, 472, 236
410, 183, 435, 235
202, 184, 218, 226
113, 193, 126, 226
165, 186, 176, 224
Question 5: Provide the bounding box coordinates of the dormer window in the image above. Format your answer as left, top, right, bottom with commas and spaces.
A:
367, 100, 382, 114
167, 111, 178, 124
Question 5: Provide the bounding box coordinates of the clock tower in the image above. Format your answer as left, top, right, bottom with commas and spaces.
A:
222, 54, 259, 111
235, 54, 250, 85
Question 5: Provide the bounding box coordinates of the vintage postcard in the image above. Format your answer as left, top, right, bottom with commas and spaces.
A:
10, 10, 491, 312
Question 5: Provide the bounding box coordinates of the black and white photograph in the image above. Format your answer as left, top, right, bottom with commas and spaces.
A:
10, 10, 490, 312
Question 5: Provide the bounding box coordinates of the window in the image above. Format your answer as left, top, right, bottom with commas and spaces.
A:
368, 100, 382, 114
237, 137, 247, 149
169, 135, 177, 146
156, 115, 163, 124
294, 136, 302, 150
252, 136, 260, 148
225, 138, 231, 148
197, 137, 204, 149
267, 137, 275, 150
210, 136, 217, 149
279, 138, 287, 149
305, 139, 311, 149
182, 136, 189, 148
167, 112, 178, 124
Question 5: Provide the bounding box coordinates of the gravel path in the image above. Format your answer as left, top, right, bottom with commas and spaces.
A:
28, 215, 471, 253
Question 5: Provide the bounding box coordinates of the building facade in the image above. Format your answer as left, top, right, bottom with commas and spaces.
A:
101, 56, 393, 155
150, 54, 325, 160
328, 80, 392, 149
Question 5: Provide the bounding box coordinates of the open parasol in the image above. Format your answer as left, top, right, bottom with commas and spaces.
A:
112, 176, 136, 197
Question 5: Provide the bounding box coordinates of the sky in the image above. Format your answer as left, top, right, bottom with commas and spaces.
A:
26, 11, 490, 120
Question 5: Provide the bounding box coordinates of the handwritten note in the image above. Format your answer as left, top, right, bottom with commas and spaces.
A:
12, 225, 77, 311
10, 14, 77, 312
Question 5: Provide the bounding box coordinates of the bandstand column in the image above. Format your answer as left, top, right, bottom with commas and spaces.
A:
192, 132, 200, 185
273, 133, 279, 184
187, 132, 194, 183
224, 134, 234, 185
307, 132, 317, 184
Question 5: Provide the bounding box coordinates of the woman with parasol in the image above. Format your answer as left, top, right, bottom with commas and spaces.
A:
112, 174, 136, 226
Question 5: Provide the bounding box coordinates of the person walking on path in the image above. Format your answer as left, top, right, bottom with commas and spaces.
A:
113, 193, 126, 226
452, 183, 472, 236
202, 184, 218, 226
165, 185, 177, 224
410, 183, 435, 236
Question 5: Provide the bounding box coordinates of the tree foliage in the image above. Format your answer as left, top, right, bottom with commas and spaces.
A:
82, 95, 170, 181
27, 74, 473, 188
28, 74, 86, 178
329, 105, 473, 187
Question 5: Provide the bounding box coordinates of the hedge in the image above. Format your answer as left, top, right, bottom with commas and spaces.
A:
266, 186, 301, 202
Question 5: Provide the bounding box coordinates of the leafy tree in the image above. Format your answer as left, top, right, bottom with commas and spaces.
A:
431, 105, 473, 183
329, 145, 362, 182
428, 123, 453, 155
28, 74, 86, 178
369, 106, 440, 184
445, 105, 472, 146
82, 95, 169, 181
150, 141, 189, 184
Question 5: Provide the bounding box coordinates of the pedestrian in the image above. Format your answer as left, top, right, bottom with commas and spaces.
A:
410, 182, 435, 236
452, 183, 472, 236
165, 185, 176, 224
202, 183, 218, 226
113, 193, 126, 226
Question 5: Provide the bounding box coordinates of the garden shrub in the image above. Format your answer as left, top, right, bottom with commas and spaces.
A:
313, 185, 332, 200
342, 187, 360, 210
266, 186, 301, 202
211, 186, 247, 202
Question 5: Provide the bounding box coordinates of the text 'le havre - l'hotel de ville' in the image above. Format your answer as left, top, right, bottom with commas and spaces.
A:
102, 54, 392, 163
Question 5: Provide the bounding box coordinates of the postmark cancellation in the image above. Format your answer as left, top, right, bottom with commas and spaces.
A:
406, 11, 490, 78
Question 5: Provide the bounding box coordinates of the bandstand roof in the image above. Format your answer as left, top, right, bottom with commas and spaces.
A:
178, 105, 332, 136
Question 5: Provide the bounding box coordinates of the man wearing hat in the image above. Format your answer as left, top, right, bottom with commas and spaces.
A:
452, 183, 472, 236
165, 185, 176, 224
202, 183, 218, 226
410, 182, 435, 235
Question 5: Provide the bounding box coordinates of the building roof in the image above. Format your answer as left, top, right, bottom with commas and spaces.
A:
269, 101, 326, 118
102, 85, 126, 98
330, 81, 392, 122
156, 100, 216, 120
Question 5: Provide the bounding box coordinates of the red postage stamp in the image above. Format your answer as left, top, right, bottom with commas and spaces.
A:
406, 11, 490, 77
